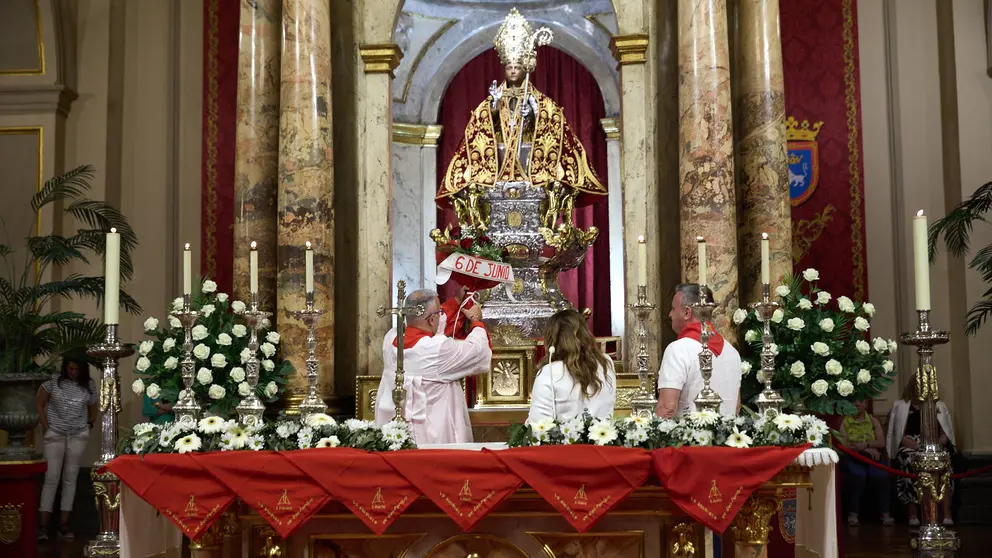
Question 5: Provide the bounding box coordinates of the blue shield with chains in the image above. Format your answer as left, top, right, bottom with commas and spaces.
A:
786, 117, 824, 207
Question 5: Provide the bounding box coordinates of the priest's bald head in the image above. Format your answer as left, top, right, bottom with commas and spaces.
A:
406, 289, 443, 335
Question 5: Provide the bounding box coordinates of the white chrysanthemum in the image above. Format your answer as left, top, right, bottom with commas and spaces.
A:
266, 331, 280, 344
771, 309, 784, 323
819, 318, 835, 332
132, 437, 150, 453
559, 418, 584, 442
172, 297, 184, 311
247, 435, 264, 451
191, 325, 209, 341
221, 425, 250, 450
344, 419, 373, 430
689, 410, 720, 427
315, 436, 340, 448
625, 427, 649, 447
133, 423, 156, 437
863, 302, 876, 316
296, 426, 314, 449
198, 416, 225, 434
825, 359, 843, 376
836, 379, 854, 396
691, 430, 714, 446
132, 378, 145, 394
797, 298, 813, 310
230, 367, 246, 383
143, 317, 159, 331
733, 308, 748, 325
200, 304, 216, 318
237, 382, 251, 396
657, 419, 678, 434
811, 379, 829, 396
306, 413, 336, 428
882, 360, 894, 373
137, 342, 153, 358
146, 383, 161, 399
856, 340, 871, 355
588, 420, 618, 446
264, 381, 278, 398
217, 333, 232, 346
232, 324, 248, 338
276, 421, 299, 439
775, 285, 791, 297
790, 361, 806, 378
240, 347, 252, 363
163, 356, 178, 370
231, 300, 246, 314
196, 367, 213, 385
168, 315, 182, 329
260, 342, 276, 358
745, 329, 760, 343
625, 415, 650, 428
262, 360, 275, 372
803, 268, 820, 282
856, 369, 871, 384
854, 317, 870, 331
211, 353, 227, 368
806, 432, 824, 446
773, 413, 803, 432
725, 429, 752, 448
811, 342, 830, 356
837, 296, 856, 313
208, 384, 226, 400
159, 425, 181, 446
787, 317, 805, 331
816, 291, 831, 305
202, 280, 217, 293
217, 293, 229, 303
193, 343, 210, 361
887, 339, 898, 353
807, 419, 829, 435
740, 361, 752, 376
135, 357, 151, 372
382, 421, 410, 445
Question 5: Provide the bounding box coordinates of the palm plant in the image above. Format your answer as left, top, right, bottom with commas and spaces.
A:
928, 181, 992, 335
0, 165, 141, 375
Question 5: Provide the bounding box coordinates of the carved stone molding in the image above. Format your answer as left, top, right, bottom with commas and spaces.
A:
360, 44, 404, 75
600, 117, 620, 140
392, 122, 442, 146
610, 34, 649, 66
0, 83, 76, 117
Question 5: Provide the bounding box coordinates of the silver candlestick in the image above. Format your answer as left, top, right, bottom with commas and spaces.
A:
627, 285, 658, 417
170, 294, 201, 427
292, 291, 327, 419
749, 283, 784, 417
237, 292, 270, 428
901, 310, 958, 557
691, 285, 723, 413
85, 323, 134, 558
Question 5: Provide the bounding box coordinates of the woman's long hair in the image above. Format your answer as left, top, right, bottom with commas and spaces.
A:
539, 309, 611, 397
57, 356, 92, 393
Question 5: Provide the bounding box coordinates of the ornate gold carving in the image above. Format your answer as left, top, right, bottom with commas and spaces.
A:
511, 279, 524, 294
610, 34, 649, 65
671, 522, 696, 557
600, 117, 620, 140
190, 522, 223, 550
493, 8, 552, 73
259, 526, 283, 557
359, 44, 403, 75
729, 493, 780, 546
792, 204, 836, 263
221, 510, 240, 536
0, 503, 22, 545
393, 122, 443, 146
368, 389, 378, 415
615, 387, 637, 410
355, 375, 380, 421
493, 361, 521, 397
507, 210, 523, 228
93, 480, 121, 512
785, 116, 824, 142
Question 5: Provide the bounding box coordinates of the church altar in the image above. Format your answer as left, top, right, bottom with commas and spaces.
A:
108, 444, 838, 558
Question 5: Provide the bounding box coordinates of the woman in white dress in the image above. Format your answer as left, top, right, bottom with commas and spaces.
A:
527, 309, 616, 423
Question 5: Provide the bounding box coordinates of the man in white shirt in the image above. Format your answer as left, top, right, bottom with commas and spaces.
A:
656, 284, 742, 417
375, 289, 492, 443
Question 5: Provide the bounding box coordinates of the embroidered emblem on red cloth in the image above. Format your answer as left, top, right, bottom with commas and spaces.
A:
384, 449, 522, 531
285, 448, 420, 535
107, 454, 234, 540
192, 451, 330, 538
651, 445, 810, 532
490, 446, 651, 532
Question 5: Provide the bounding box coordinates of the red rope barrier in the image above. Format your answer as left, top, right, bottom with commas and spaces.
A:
951, 462, 992, 480
833, 441, 992, 480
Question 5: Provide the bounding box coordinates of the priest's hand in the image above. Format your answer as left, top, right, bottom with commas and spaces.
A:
461, 304, 483, 324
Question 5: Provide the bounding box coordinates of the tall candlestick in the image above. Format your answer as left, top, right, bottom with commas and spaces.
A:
305, 241, 314, 293
697, 237, 707, 286
104, 228, 120, 324
760, 232, 770, 285
637, 235, 647, 286
913, 210, 931, 310
183, 243, 192, 295
249, 241, 258, 294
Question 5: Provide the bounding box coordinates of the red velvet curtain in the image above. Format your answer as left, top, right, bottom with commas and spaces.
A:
436, 48, 612, 336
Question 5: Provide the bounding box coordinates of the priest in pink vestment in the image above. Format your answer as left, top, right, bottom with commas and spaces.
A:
374, 289, 492, 444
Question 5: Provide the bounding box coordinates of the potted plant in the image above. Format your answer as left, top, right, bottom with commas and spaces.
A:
0, 165, 139, 459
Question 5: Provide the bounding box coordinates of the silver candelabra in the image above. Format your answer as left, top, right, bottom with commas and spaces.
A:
237, 292, 270, 427
749, 283, 785, 417
171, 294, 201, 427
901, 310, 958, 557
292, 291, 327, 419
627, 285, 658, 417
691, 286, 723, 413
85, 324, 134, 558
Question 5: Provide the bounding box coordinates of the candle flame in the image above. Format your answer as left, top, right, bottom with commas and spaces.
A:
917, 209, 925, 217
696, 236, 705, 243
761, 232, 768, 240
306, 240, 312, 249
637, 235, 645, 243
110, 227, 117, 233
184, 242, 190, 251
250, 241, 257, 250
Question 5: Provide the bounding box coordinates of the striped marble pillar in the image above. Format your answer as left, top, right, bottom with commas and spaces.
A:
277, 0, 336, 412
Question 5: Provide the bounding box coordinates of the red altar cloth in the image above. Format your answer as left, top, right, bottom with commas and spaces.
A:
0, 460, 47, 558
105, 445, 808, 539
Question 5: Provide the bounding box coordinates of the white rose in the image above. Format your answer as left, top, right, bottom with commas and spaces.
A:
193, 343, 210, 360
146, 383, 162, 399
264, 381, 278, 398
873, 338, 888, 352
208, 384, 226, 400
230, 367, 246, 383
857, 369, 871, 384
266, 331, 280, 344
164, 356, 179, 370
138, 340, 154, 356
854, 317, 870, 331
135, 356, 151, 372
211, 353, 228, 368
163, 338, 176, 352
775, 285, 791, 298
771, 309, 784, 323
769, 343, 779, 356
232, 324, 248, 338
836, 379, 855, 397
837, 296, 856, 313
172, 297, 184, 311
745, 330, 760, 343
811, 342, 830, 356
888, 340, 898, 353
240, 347, 252, 363
816, 291, 831, 305
231, 300, 246, 314
882, 360, 894, 373
863, 302, 876, 316
733, 308, 748, 325
803, 268, 820, 282
787, 317, 805, 331
262, 359, 275, 372
819, 318, 835, 332
197, 367, 213, 385
260, 342, 276, 358
131, 378, 145, 394
261, 318, 271, 328
811, 379, 829, 396
790, 361, 806, 378
797, 298, 813, 310
825, 359, 843, 375
217, 333, 232, 346
143, 317, 159, 331
238, 382, 251, 396
200, 304, 216, 318
856, 340, 870, 355
216, 293, 228, 302
191, 325, 209, 341
202, 280, 217, 293
740, 361, 752, 376
168, 316, 182, 329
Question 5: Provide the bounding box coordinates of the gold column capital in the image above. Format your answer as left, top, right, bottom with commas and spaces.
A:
600, 117, 620, 140
392, 122, 443, 146
729, 493, 781, 546
360, 43, 403, 75
610, 34, 649, 65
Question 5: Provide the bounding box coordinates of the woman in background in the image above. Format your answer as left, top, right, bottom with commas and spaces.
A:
839, 399, 894, 526
527, 309, 616, 423
36, 356, 98, 540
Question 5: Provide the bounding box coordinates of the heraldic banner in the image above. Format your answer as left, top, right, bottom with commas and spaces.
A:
782, 0, 869, 302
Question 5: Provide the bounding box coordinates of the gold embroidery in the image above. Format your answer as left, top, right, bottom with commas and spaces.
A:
371, 487, 386, 510
166, 503, 222, 536
438, 491, 464, 516
580, 496, 612, 522
708, 480, 723, 504
468, 490, 496, 517
459, 480, 473, 502
553, 493, 577, 519
690, 486, 745, 521
842, 0, 866, 301
573, 484, 588, 506
276, 489, 292, 511
184, 495, 198, 518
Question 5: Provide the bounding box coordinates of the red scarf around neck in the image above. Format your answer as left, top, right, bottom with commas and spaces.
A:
392, 327, 433, 349
677, 322, 725, 356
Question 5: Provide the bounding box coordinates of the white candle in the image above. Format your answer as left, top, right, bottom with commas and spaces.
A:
104, 228, 120, 324
250, 241, 258, 294
913, 210, 931, 310
697, 237, 707, 286
305, 241, 314, 293
760, 232, 770, 285
637, 235, 647, 286
183, 243, 192, 295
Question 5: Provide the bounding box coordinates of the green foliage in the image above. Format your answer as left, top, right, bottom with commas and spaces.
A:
928, 182, 992, 334
0, 165, 140, 374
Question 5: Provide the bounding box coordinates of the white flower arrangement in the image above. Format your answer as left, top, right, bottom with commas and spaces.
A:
509, 411, 829, 450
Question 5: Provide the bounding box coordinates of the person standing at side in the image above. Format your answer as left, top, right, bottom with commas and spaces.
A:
656, 283, 742, 418
35, 356, 99, 541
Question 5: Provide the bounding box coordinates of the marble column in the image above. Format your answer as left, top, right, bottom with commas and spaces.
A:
391, 123, 441, 299
737, 0, 791, 303
277, 0, 335, 411
600, 117, 626, 338
678, 0, 739, 342
233, 0, 281, 310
